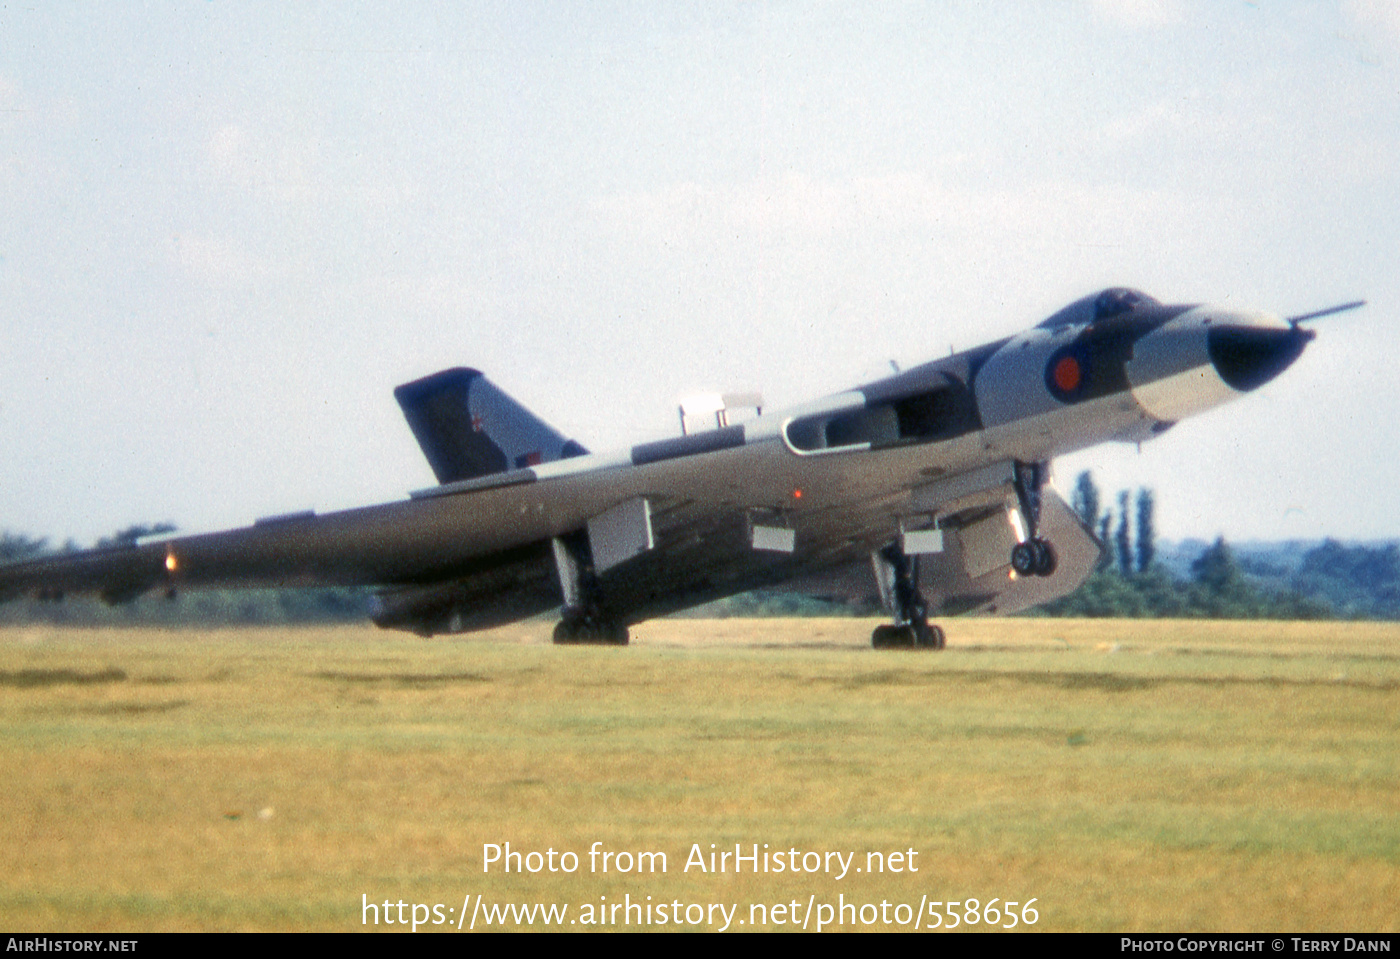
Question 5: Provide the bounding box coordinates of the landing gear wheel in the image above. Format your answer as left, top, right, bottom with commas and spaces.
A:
872, 622, 945, 650
553, 612, 629, 645
1011, 538, 1057, 577
872, 624, 916, 649
1011, 541, 1038, 576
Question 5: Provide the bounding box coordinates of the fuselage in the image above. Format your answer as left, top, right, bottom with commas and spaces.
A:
766, 287, 1310, 476
479, 287, 1315, 627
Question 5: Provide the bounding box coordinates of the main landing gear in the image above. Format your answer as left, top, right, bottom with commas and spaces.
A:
870, 543, 946, 650
1010, 460, 1057, 578
550, 530, 629, 645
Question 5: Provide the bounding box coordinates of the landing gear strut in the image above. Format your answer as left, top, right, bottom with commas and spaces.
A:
551, 531, 629, 645
870, 543, 945, 650
1010, 460, 1057, 577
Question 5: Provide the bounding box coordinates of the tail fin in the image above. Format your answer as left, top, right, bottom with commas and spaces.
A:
394, 368, 587, 484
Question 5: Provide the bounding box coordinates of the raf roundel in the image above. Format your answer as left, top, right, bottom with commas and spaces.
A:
1053, 355, 1081, 392
1045, 345, 1090, 402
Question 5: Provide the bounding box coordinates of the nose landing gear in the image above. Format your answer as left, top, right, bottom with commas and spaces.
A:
1010, 460, 1057, 578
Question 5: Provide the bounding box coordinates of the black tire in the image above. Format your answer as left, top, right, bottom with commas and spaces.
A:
1011, 541, 1038, 575
1033, 539, 1058, 577
872, 624, 916, 649
553, 618, 628, 645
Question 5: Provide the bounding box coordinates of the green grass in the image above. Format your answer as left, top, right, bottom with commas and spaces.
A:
1, 619, 1397, 931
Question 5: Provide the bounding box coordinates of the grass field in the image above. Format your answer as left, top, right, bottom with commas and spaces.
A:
1, 618, 1397, 932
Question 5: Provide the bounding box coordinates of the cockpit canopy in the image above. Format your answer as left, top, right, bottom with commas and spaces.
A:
1036, 287, 1159, 330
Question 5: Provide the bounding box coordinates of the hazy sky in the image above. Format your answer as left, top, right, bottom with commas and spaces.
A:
2, 1, 1397, 546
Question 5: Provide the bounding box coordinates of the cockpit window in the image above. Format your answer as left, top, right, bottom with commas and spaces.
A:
1094, 287, 1155, 320
1036, 287, 1158, 329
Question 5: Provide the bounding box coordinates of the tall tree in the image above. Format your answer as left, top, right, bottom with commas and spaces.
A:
1192, 537, 1240, 590
1189, 536, 1264, 617
1136, 488, 1155, 572
1116, 491, 1133, 575
1072, 471, 1101, 530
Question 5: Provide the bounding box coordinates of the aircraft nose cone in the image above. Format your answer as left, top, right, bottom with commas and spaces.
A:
1207, 323, 1313, 392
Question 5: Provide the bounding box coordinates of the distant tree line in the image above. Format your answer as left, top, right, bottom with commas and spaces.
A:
1042, 472, 1397, 620
1274, 539, 1400, 620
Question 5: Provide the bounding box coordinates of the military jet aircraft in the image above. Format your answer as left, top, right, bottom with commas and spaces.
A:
0, 288, 1361, 648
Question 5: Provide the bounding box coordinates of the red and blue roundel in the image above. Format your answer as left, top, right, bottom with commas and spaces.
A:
1045, 345, 1092, 402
